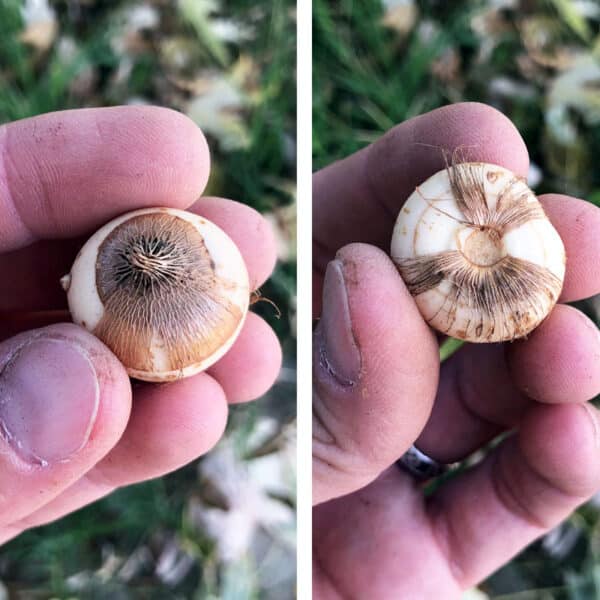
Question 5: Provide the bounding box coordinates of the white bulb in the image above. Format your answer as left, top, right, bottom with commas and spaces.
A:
62, 207, 249, 381
391, 162, 566, 342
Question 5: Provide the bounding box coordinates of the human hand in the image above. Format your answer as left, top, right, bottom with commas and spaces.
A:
0, 106, 281, 545
313, 103, 600, 598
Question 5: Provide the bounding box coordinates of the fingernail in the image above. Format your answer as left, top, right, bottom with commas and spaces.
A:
0, 337, 99, 465
316, 260, 361, 386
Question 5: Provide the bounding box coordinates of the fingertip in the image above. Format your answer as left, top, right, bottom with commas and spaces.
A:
180, 375, 229, 452
2, 106, 212, 245
539, 194, 600, 302
208, 312, 282, 403
520, 403, 600, 498
126, 106, 211, 205
190, 197, 278, 290
508, 305, 600, 403
125, 374, 228, 473
441, 102, 530, 177
366, 102, 530, 211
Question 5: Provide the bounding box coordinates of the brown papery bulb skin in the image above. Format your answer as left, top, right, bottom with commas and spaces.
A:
390, 162, 566, 343
62, 208, 250, 381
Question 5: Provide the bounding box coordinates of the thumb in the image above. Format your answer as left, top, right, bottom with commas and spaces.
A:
313, 244, 439, 504
0, 323, 131, 528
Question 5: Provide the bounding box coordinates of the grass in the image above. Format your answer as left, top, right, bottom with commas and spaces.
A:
0, 0, 296, 597
314, 0, 600, 598
314, 0, 600, 200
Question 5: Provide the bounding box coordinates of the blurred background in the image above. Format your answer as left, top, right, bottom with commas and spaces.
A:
314, 0, 600, 598
0, 0, 296, 598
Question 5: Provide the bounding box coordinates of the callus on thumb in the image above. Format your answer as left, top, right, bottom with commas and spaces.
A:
0, 323, 131, 527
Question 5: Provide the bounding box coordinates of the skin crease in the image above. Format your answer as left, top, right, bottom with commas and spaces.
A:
313, 103, 600, 598
0, 107, 281, 545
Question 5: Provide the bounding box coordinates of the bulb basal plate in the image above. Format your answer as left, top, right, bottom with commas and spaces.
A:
391, 162, 566, 343
64, 207, 250, 381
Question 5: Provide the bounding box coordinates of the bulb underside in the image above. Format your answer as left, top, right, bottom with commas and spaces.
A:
391, 162, 565, 343
65, 208, 249, 381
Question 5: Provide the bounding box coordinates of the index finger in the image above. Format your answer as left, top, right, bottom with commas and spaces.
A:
0, 106, 210, 252
0, 197, 278, 313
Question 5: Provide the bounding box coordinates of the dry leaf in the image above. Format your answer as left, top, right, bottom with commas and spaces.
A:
519, 15, 579, 70
186, 75, 250, 150
381, 0, 418, 36
548, 53, 600, 125
264, 202, 297, 262
188, 440, 295, 563
20, 0, 57, 51
154, 537, 195, 586
431, 47, 461, 84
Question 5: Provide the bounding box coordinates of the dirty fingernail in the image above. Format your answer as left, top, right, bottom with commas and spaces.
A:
316, 260, 361, 386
